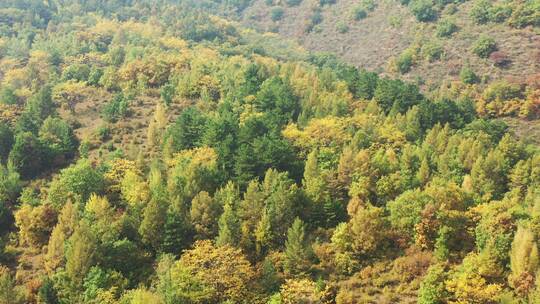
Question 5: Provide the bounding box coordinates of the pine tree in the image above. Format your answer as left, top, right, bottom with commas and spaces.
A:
38, 277, 59, 304
509, 226, 540, 292
216, 201, 240, 247
0, 266, 23, 304
190, 191, 220, 240
139, 197, 167, 252
417, 157, 431, 186
284, 218, 312, 276
163, 199, 192, 255
66, 222, 97, 286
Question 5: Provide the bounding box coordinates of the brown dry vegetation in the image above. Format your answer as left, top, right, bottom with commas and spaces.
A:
241, 0, 540, 89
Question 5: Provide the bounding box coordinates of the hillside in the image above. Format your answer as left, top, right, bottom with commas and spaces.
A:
241, 0, 540, 89
0, 1, 539, 304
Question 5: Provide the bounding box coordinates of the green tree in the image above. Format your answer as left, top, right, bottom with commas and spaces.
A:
15, 86, 55, 134
190, 191, 221, 240
216, 199, 240, 247
374, 78, 424, 114
8, 132, 46, 179
38, 277, 59, 304
0, 87, 17, 105
66, 221, 97, 286
284, 218, 312, 276
160, 83, 175, 106
39, 116, 78, 159
0, 266, 24, 304
47, 160, 105, 207
0, 123, 13, 163
139, 196, 168, 252
256, 77, 299, 121
163, 198, 192, 255
388, 189, 433, 240
0, 164, 21, 205
165, 107, 207, 152
417, 264, 448, 304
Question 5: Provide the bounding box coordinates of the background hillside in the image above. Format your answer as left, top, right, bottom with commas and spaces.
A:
240, 0, 540, 90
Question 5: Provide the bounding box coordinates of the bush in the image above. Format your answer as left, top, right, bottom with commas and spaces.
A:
352, 6, 368, 21
482, 80, 522, 103
470, 0, 491, 24
270, 7, 284, 21
436, 18, 458, 37
285, 0, 302, 6
489, 3, 512, 23
388, 15, 402, 28
472, 36, 497, 58
459, 66, 479, 84
0, 122, 13, 163
319, 0, 336, 5
337, 21, 349, 33
61, 64, 91, 82
102, 94, 130, 122
0, 87, 18, 105
97, 125, 111, 141
361, 0, 376, 11
306, 9, 323, 32
508, 1, 540, 28
395, 50, 414, 74
409, 0, 437, 22
421, 41, 443, 62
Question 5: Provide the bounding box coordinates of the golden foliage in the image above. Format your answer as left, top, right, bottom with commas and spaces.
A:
175, 240, 256, 303
280, 279, 324, 304
104, 158, 141, 194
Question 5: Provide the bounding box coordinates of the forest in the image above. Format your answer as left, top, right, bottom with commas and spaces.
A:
0, 0, 539, 303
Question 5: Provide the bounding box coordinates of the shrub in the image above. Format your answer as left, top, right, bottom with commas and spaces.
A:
388, 15, 402, 28
337, 21, 349, 33
421, 41, 444, 62
482, 80, 522, 103
352, 6, 368, 21
489, 3, 512, 23
409, 0, 437, 22
270, 7, 284, 21
508, 1, 540, 28
97, 125, 111, 141
396, 50, 414, 74
0, 87, 17, 105
285, 0, 302, 6
361, 0, 377, 11
102, 94, 130, 122
436, 18, 458, 37
418, 264, 449, 304
319, 0, 336, 5
459, 66, 479, 84
470, 0, 491, 24
472, 36, 497, 58
306, 9, 323, 32
61, 64, 91, 82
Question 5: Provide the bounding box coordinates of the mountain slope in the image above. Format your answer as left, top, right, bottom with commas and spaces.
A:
240, 0, 540, 88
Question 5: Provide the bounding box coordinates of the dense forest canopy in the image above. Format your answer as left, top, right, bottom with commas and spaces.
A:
0, 0, 539, 303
